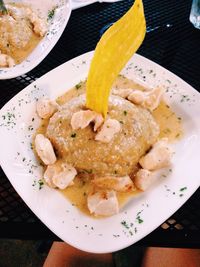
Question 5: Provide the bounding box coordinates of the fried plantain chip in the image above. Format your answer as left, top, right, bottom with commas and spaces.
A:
86, 0, 146, 117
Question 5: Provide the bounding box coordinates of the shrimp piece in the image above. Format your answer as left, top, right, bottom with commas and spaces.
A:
112, 88, 133, 98
92, 175, 135, 192
139, 138, 172, 170
134, 169, 156, 191
95, 119, 121, 143
44, 163, 77, 189
128, 87, 164, 111
0, 51, 15, 67
87, 190, 119, 216
71, 110, 104, 131
35, 134, 56, 165
36, 98, 58, 119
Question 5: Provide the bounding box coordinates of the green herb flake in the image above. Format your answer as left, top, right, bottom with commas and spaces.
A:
75, 82, 82, 90
164, 128, 171, 134
121, 220, 129, 229
113, 234, 120, 238
129, 230, 133, 236
136, 216, 143, 224
48, 7, 56, 20
179, 194, 183, 197
30, 143, 33, 150
180, 95, 190, 103
180, 187, 187, 192
28, 125, 34, 131
32, 180, 36, 187
71, 133, 76, 138
123, 110, 127, 116
38, 179, 44, 190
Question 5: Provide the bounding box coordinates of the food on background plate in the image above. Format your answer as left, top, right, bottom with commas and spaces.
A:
0, 2, 48, 67
33, 0, 182, 217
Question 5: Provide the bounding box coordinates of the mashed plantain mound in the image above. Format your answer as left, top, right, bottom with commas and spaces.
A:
46, 94, 159, 176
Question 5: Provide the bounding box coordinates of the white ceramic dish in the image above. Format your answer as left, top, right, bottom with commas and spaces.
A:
71, 0, 122, 10
0, 51, 200, 253
0, 0, 71, 80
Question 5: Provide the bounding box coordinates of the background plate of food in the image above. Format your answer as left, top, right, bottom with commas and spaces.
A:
0, 0, 71, 79
0, 51, 200, 253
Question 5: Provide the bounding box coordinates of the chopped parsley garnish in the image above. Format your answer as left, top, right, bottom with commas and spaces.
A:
75, 82, 82, 90
136, 216, 143, 224
180, 187, 187, 192
71, 133, 76, 138
123, 110, 127, 116
48, 7, 56, 20
180, 95, 190, 103
121, 220, 129, 229
38, 179, 44, 190
129, 230, 133, 236
164, 128, 171, 134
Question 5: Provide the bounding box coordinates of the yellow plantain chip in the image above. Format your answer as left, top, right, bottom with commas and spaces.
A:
86, 0, 146, 117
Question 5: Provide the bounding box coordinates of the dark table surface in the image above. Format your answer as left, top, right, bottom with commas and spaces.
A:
0, 0, 200, 249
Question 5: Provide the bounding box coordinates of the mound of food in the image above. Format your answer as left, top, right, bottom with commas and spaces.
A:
33, 77, 179, 217
46, 94, 159, 177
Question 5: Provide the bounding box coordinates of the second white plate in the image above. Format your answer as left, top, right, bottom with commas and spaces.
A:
0, 0, 71, 80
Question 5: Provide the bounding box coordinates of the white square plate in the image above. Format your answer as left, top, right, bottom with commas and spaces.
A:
0, 52, 200, 253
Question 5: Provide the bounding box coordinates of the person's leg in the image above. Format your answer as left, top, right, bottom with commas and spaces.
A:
141, 247, 200, 267
43, 241, 114, 267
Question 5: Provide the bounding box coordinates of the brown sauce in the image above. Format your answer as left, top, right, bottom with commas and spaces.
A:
36, 77, 183, 216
